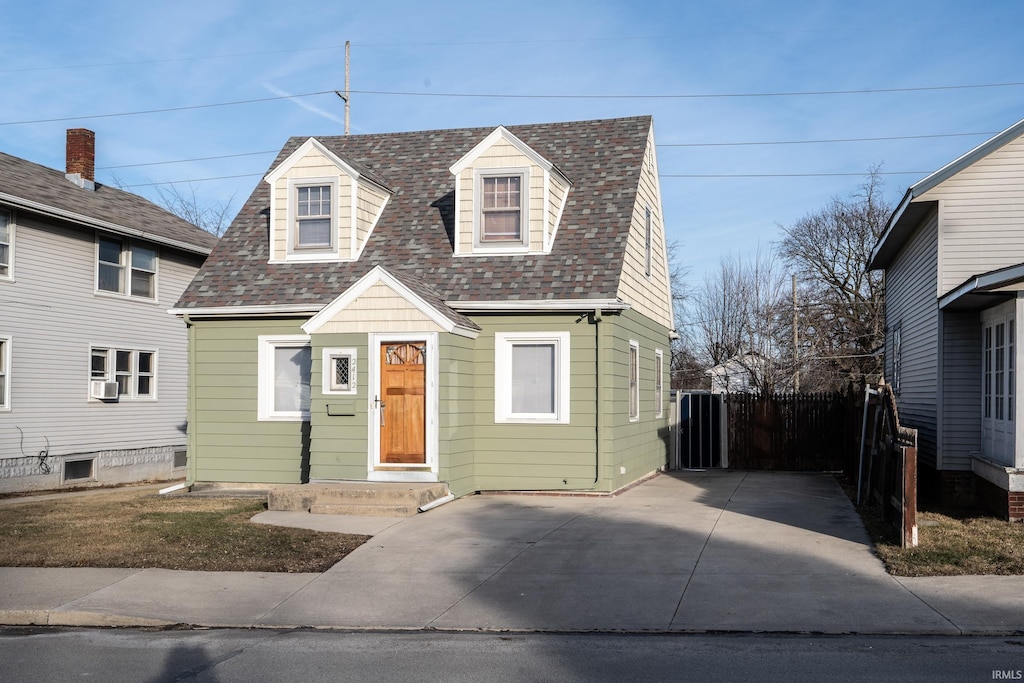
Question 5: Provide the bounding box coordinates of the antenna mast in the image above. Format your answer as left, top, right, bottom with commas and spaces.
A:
344, 40, 350, 135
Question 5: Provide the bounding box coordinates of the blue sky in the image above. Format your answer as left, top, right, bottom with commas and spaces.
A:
3, 0, 1024, 289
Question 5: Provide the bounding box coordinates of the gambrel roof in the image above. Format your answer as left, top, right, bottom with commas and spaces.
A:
0, 151, 218, 255
174, 115, 653, 310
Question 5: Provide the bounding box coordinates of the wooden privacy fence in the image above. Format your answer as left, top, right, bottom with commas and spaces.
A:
720, 385, 917, 547
725, 389, 862, 472
858, 384, 918, 547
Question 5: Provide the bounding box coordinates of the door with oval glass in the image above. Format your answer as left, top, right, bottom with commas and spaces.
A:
379, 341, 426, 465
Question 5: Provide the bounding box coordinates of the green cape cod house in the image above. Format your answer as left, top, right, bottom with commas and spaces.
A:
172, 116, 674, 497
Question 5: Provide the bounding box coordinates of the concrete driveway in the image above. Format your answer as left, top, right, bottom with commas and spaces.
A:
256, 470, 957, 632
7, 470, 1024, 633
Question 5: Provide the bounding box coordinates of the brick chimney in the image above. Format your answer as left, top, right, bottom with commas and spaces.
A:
65, 128, 96, 190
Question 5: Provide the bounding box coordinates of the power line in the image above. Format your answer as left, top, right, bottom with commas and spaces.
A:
0, 91, 335, 126
345, 81, 1024, 100
4, 81, 1024, 127
98, 150, 278, 170
660, 131, 999, 147
120, 173, 263, 189
662, 171, 927, 178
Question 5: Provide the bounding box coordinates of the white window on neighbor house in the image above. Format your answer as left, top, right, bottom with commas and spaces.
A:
476, 172, 528, 247
89, 348, 157, 400
96, 235, 157, 299
644, 205, 653, 278
655, 348, 664, 418
322, 347, 357, 395
258, 335, 312, 421
891, 323, 901, 395
0, 209, 12, 279
494, 331, 570, 424
629, 340, 640, 421
0, 336, 10, 410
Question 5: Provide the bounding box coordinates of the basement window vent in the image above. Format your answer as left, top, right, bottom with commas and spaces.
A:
64, 458, 95, 482
173, 448, 187, 469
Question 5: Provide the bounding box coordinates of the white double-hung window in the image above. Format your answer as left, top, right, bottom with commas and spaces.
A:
258, 335, 312, 420
0, 209, 12, 279
89, 348, 156, 399
97, 235, 157, 299
0, 336, 10, 410
475, 170, 529, 249
494, 331, 570, 423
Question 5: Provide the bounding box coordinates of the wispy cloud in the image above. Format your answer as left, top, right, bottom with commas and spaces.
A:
262, 82, 346, 126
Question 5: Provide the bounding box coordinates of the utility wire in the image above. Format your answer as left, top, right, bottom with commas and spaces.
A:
98, 150, 278, 170
660, 131, 998, 147
4, 82, 1024, 127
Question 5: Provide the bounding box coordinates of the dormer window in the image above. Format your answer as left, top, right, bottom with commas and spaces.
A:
265, 138, 390, 264
287, 178, 338, 258
481, 174, 525, 243
451, 127, 570, 257
296, 185, 333, 248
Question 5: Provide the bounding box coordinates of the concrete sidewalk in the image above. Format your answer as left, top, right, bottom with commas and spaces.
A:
3, 471, 1024, 634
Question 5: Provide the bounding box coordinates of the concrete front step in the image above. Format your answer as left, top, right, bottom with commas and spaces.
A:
268, 482, 450, 517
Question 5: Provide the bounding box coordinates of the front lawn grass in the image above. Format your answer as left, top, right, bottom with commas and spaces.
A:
839, 475, 1024, 576
0, 487, 368, 573
870, 509, 1024, 576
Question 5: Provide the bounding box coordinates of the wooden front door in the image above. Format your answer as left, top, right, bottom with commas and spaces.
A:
379, 342, 426, 464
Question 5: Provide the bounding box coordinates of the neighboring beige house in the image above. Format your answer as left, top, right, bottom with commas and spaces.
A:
172, 116, 675, 497
0, 129, 217, 492
868, 116, 1024, 519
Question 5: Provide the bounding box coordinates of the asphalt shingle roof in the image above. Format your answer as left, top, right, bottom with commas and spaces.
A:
0, 151, 218, 253
175, 115, 651, 310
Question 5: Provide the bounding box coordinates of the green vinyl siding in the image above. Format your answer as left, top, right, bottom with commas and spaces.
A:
308, 333, 369, 481
602, 308, 672, 491
438, 334, 476, 496
188, 317, 310, 484
469, 313, 600, 492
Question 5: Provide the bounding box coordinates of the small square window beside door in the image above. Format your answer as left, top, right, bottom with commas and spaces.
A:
322, 348, 357, 395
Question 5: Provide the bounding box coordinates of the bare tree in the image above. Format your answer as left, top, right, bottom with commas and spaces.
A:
778, 168, 890, 390
681, 247, 793, 394
155, 182, 235, 237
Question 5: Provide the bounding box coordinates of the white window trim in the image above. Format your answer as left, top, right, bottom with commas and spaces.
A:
286, 177, 340, 261
322, 347, 357, 395
473, 167, 531, 252
0, 335, 10, 411
494, 331, 570, 424
258, 334, 312, 421
0, 208, 14, 282
88, 347, 158, 401
644, 205, 653, 278
628, 339, 640, 422
94, 234, 159, 301
655, 348, 664, 418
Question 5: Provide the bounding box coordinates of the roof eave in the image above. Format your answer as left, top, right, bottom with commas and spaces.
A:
1, 192, 214, 256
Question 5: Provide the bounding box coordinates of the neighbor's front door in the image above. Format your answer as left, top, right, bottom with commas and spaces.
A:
379, 342, 426, 464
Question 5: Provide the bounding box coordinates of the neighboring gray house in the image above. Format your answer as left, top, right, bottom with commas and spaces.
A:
868, 116, 1024, 520
0, 129, 217, 492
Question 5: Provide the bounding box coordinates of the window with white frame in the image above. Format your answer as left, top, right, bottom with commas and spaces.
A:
322, 347, 357, 395
0, 209, 12, 279
891, 323, 901, 395
97, 235, 157, 298
495, 331, 570, 423
644, 206, 652, 278
655, 349, 664, 418
0, 336, 10, 410
477, 172, 527, 246
90, 348, 156, 399
983, 316, 1015, 423
295, 184, 333, 249
258, 335, 312, 420
628, 340, 640, 421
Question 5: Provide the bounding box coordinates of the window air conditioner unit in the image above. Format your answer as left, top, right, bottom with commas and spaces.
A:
90, 380, 119, 400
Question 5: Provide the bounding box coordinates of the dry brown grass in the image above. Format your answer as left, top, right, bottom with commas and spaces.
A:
871, 510, 1024, 576
0, 487, 368, 573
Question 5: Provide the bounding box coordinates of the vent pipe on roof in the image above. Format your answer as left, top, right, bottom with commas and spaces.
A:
65, 128, 96, 191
